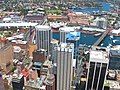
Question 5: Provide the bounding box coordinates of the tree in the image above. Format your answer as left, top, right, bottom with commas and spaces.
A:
20, 8, 28, 16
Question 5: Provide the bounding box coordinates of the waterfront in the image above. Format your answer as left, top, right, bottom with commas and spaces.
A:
53, 32, 120, 47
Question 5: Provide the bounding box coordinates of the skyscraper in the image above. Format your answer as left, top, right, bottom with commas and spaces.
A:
56, 43, 74, 90
59, 27, 80, 59
50, 39, 59, 64
35, 25, 52, 54
85, 49, 109, 90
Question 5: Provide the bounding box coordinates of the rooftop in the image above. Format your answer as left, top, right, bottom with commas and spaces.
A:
11, 40, 27, 45
110, 50, 120, 57
59, 26, 80, 32
104, 80, 120, 89
0, 22, 38, 27
35, 25, 51, 31
51, 39, 59, 44
24, 15, 44, 21
50, 22, 66, 28
13, 46, 21, 53
57, 43, 74, 52
43, 60, 52, 68
90, 50, 109, 63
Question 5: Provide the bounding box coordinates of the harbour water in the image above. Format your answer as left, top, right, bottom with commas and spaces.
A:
53, 32, 120, 47
70, 2, 111, 14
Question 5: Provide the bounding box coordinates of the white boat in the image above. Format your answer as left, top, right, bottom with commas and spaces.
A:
108, 44, 112, 47
94, 33, 101, 36
101, 43, 103, 46
113, 40, 119, 43
110, 35, 113, 38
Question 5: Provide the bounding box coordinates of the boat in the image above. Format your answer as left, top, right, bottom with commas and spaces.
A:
101, 43, 103, 46
94, 33, 101, 36
108, 44, 112, 47
113, 40, 119, 43
110, 35, 113, 38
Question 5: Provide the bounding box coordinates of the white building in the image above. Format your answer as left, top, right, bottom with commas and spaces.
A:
35, 25, 52, 54
94, 17, 107, 29
56, 43, 74, 90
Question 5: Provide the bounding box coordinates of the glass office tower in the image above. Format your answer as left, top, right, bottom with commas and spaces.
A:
85, 50, 109, 90
35, 25, 52, 54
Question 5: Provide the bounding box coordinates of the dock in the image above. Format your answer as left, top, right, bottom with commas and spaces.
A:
93, 29, 111, 46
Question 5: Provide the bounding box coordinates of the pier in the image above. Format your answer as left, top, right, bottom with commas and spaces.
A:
93, 29, 111, 46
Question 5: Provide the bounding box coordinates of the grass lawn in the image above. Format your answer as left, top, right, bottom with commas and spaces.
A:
45, 9, 62, 15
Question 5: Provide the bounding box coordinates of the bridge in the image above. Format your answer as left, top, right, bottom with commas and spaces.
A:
93, 29, 111, 46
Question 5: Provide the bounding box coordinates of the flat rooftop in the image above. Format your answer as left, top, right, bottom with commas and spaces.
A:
35, 25, 51, 31
57, 43, 74, 52
90, 50, 109, 63
59, 26, 80, 32
104, 80, 120, 89
110, 50, 120, 57
0, 22, 38, 27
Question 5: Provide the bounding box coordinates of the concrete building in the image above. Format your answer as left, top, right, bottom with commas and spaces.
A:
12, 74, 24, 90
85, 49, 109, 90
94, 17, 107, 29
32, 49, 47, 63
0, 44, 13, 74
45, 74, 55, 90
13, 46, 22, 60
104, 80, 120, 90
23, 15, 45, 24
56, 43, 74, 90
50, 39, 59, 64
35, 25, 52, 54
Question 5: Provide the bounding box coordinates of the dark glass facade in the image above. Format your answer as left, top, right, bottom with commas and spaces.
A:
36, 29, 52, 53
86, 62, 107, 90
87, 62, 95, 90
109, 57, 120, 69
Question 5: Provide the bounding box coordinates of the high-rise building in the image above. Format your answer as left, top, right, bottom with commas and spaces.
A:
35, 25, 52, 54
59, 27, 80, 59
85, 49, 109, 90
56, 43, 74, 90
50, 39, 59, 63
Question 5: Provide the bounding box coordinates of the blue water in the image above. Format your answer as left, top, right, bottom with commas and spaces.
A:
72, 7, 100, 14
70, 2, 111, 14
101, 2, 111, 11
53, 32, 120, 47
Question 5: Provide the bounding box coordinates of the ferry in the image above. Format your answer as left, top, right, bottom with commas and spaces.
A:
94, 33, 101, 36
